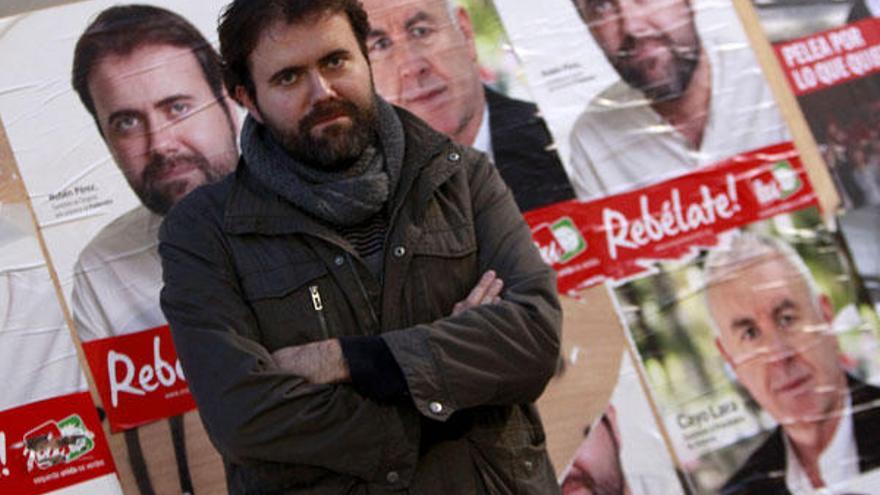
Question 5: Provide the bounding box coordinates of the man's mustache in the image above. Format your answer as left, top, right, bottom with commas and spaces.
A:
300, 99, 360, 133
142, 152, 208, 184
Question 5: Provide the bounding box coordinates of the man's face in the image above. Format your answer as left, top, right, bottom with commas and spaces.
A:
575, 0, 701, 101
363, 0, 483, 144
708, 253, 846, 424
238, 12, 377, 169
561, 412, 626, 495
89, 44, 238, 215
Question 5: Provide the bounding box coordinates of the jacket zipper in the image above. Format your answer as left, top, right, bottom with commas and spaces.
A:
309, 285, 330, 339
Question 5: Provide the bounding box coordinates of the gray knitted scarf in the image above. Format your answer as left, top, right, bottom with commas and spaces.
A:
242, 97, 405, 226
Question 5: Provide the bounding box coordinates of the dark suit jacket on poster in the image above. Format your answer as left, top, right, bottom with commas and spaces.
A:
848, 0, 874, 22
485, 86, 575, 212
721, 376, 880, 495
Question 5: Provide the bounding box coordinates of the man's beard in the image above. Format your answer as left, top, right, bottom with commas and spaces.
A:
270, 97, 378, 171
611, 32, 700, 103
135, 152, 229, 215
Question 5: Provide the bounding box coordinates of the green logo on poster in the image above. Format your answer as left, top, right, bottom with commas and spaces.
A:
551, 217, 586, 263
23, 414, 96, 471
57, 415, 95, 462
771, 161, 801, 199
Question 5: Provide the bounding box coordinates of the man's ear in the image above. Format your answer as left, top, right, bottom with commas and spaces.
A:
715, 337, 733, 366
455, 6, 478, 62
818, 293, 834, 324
235, 85, 263, 124
220, 93, 241, 128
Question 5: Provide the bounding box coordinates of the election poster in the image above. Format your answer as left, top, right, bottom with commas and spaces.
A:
0, 1, 231, 492
0, 199, 120, 494
613, 204, 880, 494
525, 149, 880, 492
750, 2, 880, 314
364, 0, 576, 211
491, 0, 791, 200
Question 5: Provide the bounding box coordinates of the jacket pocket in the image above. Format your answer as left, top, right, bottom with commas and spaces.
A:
467, 433, 556, 495
405, 221, 478, 323
239, 260, 337, 350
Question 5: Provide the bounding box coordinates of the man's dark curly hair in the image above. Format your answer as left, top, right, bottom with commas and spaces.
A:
218, 0, 371, 101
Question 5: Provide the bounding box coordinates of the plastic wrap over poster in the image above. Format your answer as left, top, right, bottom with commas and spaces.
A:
0, 202, 120, 494
492, 0, 791, 200
614, 205, 880, 494
0, 1, 230, 492
525, 142, 816, 292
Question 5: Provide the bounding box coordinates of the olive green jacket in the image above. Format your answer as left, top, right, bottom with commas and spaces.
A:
159, 108, 562, 494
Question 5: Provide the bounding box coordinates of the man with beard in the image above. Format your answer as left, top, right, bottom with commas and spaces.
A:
362, 0, 575, 212
567, 0, 788, 198
70, 5, 238, 494
705, 234, 880, 494
158, 0, 562, 492
71, 5, 238, 340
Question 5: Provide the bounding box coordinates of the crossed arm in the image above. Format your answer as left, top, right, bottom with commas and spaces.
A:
270, 270, 505, 386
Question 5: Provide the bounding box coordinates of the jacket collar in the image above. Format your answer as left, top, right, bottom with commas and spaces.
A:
222, 106, 454, 237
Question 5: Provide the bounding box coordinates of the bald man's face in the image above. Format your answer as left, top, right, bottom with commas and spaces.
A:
363, 0, 483, 144
708, 253, 846, 425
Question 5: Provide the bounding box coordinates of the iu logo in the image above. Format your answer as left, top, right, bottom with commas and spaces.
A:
21, 415, 95, 472
751, 160, 802, 205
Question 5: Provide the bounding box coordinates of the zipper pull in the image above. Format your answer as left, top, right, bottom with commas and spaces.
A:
309, 285, 323, 311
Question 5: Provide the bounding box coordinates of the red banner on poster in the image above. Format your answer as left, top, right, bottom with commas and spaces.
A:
0, 392, 117, 494
81, 325, 196, 432
526, 142, 817, 292
774, 17, 880, 96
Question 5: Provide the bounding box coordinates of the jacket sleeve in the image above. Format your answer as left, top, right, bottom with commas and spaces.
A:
381, 148, 563, 422
158, 197, 413, 481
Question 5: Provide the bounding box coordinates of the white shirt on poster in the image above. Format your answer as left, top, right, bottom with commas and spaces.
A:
783, 394, 859, 494
568, 37, 790, 199
71, 205, 166, 341
472, 103, 494, 163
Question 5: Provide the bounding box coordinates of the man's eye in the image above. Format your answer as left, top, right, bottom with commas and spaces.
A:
325, 56, 345, 70
410, 25, 434, 39
369, 37, 392, 53
742, 326, 760, 342
278, 71, 299, 86
169, 101, 191, 117
111, 116, 141, 134
777, 313, 797, 329
588, 0, 616, 15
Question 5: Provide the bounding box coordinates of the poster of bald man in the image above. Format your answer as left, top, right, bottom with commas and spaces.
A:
491, 0, 791, 200
361, 0, 576, 211
613, 205, 880, 494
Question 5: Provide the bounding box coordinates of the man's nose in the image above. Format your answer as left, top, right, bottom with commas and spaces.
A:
394, 42, 432, 84
762, 327, 798, 364
147, 117, 181, 157
307, 70, 338, 104
616, 0, 653, 38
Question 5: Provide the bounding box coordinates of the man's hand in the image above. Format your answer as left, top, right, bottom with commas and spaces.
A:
271, 271, 502, 383
271, 339, 350, 384
452, 270, 504, 316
